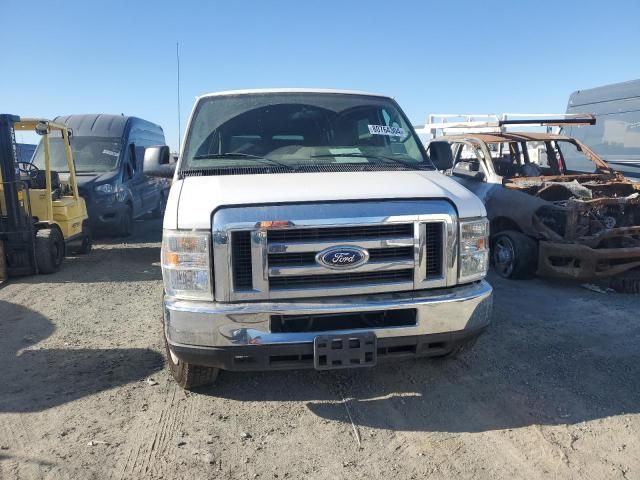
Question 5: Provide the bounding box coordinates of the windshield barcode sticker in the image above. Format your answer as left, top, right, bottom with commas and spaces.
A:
102, 149, 119, 157
368, 125, 406, 137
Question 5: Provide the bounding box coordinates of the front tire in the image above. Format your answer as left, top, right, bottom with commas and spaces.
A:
492, 230, 538, 279
35, 227, 65, 274
164, 335, 219, 390
75, 225, 92, 254
116, 206, 133, 237
152, 193, 166, 219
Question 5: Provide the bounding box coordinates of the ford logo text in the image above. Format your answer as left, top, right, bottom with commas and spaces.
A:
316, 246, 369, 270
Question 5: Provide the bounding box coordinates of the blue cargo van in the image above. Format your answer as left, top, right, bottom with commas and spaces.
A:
32, 114, 170, 235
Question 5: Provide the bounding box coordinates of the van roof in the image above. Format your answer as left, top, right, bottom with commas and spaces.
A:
53, 114, 161, 138
568, 78, 640, 107
198, 88, 389, 99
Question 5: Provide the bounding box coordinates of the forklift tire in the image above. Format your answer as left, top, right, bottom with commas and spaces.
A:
165, 334, 219, 390
75, 225, 92, 254
116, 207, 133, 237
35, 227, 65, 274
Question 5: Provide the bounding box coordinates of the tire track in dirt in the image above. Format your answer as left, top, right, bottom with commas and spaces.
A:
114, 378, 183, 478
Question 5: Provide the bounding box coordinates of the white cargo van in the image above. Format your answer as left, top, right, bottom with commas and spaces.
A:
144, 89, 493, 389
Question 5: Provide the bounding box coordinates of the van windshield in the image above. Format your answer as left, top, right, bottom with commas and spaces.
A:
32, 136, 122, 173
182, 92, 433, 172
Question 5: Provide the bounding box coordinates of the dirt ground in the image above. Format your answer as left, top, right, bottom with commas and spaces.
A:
1, 218, 639, 480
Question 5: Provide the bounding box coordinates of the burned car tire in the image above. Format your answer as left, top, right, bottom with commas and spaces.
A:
164, 335, 219, 390
609, 269, 640, 294
492, 230, 538, 279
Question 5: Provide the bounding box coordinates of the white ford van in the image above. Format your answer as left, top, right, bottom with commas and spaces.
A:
145, 89, 493, 389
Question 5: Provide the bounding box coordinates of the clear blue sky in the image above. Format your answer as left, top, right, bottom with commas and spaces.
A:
2, 0, 639, 151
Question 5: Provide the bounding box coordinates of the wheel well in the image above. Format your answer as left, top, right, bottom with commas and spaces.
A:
491, 217, 522, 236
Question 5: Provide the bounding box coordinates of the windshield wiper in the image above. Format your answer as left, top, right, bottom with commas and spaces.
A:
192, 153, 296, 170
310, 153, 432, 170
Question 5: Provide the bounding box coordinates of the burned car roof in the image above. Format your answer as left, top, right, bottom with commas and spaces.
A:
439, 132, 573, 143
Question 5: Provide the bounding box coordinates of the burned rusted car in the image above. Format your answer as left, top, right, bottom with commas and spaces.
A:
423, 115, 640, 281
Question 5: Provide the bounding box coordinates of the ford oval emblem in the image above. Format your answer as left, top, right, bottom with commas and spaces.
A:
316, 246, 369, 270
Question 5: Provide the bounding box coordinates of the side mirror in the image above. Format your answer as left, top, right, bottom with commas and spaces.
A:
143, 145, 175, 178
428, 141, 455, 171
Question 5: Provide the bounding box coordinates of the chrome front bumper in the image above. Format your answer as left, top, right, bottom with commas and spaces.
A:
164, 280, 492, 350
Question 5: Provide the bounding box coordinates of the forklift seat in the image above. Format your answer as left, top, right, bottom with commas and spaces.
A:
29, 170, 62, 199
30, 170, 60, 190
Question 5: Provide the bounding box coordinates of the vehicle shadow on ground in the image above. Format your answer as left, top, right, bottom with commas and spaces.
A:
93, 218, 163, 245
10, 245, 162, 285
200, 275, 640, 433
0, 300, 164, 413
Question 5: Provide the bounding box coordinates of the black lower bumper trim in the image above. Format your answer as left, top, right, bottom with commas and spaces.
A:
168, 327, 487, 372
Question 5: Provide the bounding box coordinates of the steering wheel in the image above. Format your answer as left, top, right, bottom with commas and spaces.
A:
17, 162, 40, 179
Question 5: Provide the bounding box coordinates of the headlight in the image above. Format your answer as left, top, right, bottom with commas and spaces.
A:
95, 183, 115, 194
459, 218, 489, 283
161, 230, 212, 300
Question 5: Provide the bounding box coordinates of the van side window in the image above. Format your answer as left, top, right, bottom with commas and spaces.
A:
134, 145, 145, 174
124, 144, 136, 179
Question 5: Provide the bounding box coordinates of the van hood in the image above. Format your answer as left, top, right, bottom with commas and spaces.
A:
164, 171, 486, 230
74, 171, 120, 186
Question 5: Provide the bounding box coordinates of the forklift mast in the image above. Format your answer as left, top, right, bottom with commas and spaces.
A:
0, 114, 36, 275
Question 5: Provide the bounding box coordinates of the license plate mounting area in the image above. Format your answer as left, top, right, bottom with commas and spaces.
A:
313, 332, 377, 370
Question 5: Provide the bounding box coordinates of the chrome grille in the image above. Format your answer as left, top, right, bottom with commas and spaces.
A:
213, 200, 458, 301
266, 224, 417, 293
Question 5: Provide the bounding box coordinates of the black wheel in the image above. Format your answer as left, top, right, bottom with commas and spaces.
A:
492, 230, 538, 279
35, 227, 65, 274
609, 269, 640, 294
75, 225, 92, 254
164, 334, 219, 390
152, 193, 166, 219
116, 206, 133, 237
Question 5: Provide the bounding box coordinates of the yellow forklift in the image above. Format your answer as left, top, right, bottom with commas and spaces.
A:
0, 114, 91, 279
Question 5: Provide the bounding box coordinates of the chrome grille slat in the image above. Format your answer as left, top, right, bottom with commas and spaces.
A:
270, 269, 415, 290
266, 224, 414, 243
268, 247, 414, 267
269, 259, 415, 277
267, 236, 415, 254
